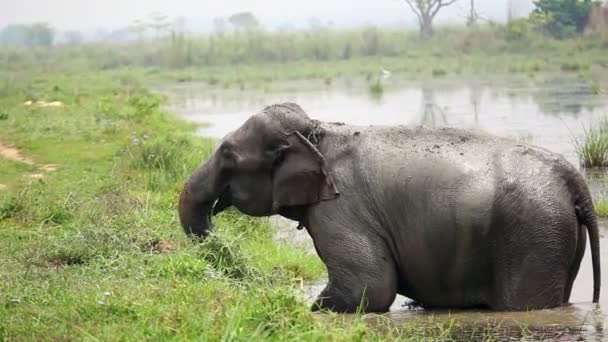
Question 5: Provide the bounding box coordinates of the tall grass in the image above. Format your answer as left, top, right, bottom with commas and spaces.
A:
1, 24, 607, 81
576, 117, 608, 168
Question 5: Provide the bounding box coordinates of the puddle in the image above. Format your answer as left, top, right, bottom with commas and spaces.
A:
163, 74, 608, 339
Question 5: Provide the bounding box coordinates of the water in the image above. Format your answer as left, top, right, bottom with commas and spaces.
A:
161, 74, 608, 340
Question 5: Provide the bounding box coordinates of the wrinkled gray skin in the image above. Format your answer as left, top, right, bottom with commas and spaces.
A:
179, 103, 601, 313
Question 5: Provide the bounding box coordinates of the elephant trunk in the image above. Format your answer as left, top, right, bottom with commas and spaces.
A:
178, 154, 224, 239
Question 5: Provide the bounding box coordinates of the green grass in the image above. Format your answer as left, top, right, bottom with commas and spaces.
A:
576, 118, 608, 168
595, 200, 608, 218
2, 24, 608, 88
0, 158, 35, 188
0, 70, 521, 340
0, 71, 326, 340
368, 79, 384, 96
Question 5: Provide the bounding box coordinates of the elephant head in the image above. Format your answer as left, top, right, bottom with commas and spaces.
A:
178, 103, 340, 239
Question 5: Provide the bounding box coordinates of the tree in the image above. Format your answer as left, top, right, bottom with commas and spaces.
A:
64, 30, 83, 45
128, 20, 147, 41
403, 0, 459, 37
533, 0, 598, 38
212, 17, 228, 37
149, 13, 170, 39
228, 12, 259, 32
26, 23, 54, 47
0, 24, 29, 47
467, 0, 480, 26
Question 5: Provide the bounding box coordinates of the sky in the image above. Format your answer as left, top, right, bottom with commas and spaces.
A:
0, 0, 534, 31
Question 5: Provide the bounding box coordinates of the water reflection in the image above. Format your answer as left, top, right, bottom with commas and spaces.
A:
159, 75, 608, 168
531, 79, 603, 117
420, 86, 448, 127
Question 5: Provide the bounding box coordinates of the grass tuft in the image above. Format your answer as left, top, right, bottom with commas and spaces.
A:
595, 199, 608, 218
561, 62, 583, 72
576, 118, 608, 168
432, 68, 448, 77
368, 79, 384, 96
198, 233, 259, 280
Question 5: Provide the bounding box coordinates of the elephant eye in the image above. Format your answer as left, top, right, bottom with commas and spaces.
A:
219, 144, 238, 167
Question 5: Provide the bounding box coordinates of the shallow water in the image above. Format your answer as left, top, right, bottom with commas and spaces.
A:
162, 75, 608, 340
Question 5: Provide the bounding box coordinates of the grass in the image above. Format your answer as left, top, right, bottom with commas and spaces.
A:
0, 70, 523, 340
595, 199, 608, 218
0, 71, 325, 340
1, 25, 608, 88
368, 79, 384, 97
576, 117, 608, 168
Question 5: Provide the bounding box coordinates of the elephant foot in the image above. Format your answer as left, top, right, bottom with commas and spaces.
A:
311, 282, 395, 313
403, 299, 424, 310
311, 284, 365, 313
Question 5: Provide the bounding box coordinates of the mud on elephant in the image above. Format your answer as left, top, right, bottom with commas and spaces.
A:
179, 103, 600, 313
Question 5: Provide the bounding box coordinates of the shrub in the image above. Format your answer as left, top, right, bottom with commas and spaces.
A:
368, 79, 384, 96
505, 19, 529, 41
533, 0, 595, 38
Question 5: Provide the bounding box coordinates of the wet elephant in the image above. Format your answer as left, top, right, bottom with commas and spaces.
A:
178, 103, 601, 313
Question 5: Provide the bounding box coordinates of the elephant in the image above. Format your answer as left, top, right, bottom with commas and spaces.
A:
178, 102, 601, 313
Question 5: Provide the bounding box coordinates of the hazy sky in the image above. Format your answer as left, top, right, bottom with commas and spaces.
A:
1, 0, 533, 31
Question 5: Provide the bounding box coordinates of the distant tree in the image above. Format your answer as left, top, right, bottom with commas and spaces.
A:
467, 0, 480, 26
228, 12, 259, 32
402, 0, 459, 37
173, 16, 188, 34
533, 0, 599, 38
64, 30, 83, 45
212, 17, 228, 36
149, 13, 170, 39
128, 20, 147, 41
26, 23, 54, 46
0, 24, 29, 46
308, 17, 325, 31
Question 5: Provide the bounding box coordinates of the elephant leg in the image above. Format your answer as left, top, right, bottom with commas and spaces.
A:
307, 223, 398, 313
563, 223, 586, 303
492, 229, 574, 310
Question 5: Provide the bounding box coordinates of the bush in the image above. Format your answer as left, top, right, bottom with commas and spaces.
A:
533, 0, 596, 38
505, 19, 529, 41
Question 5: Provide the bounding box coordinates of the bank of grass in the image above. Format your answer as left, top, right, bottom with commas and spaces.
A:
0, 71, 325, 340
1, 70, 511, 340
2, 25, 608, 88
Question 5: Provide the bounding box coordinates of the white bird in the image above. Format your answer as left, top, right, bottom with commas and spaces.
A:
380, 67, 391, 79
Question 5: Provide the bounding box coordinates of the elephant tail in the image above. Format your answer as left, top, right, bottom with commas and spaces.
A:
576, 202, 601, 303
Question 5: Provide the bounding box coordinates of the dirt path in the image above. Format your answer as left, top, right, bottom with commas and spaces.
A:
0, 141, 58, 191
0, 142, 34, 165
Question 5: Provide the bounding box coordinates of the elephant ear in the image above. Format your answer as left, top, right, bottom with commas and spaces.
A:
272, 132, 339, 210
